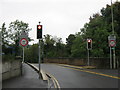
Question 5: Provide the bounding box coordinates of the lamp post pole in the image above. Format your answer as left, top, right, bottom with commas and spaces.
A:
110, 0, 116, 69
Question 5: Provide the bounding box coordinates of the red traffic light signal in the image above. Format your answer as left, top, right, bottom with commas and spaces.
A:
88, 39, 91, 43
38, 25, 42, 29
37, 25, 42, 39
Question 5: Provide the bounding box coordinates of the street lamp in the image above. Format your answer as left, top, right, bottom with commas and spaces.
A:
111, 0, 114, 35
108, 0, 116, 69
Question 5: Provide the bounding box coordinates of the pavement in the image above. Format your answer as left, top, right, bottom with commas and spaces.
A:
2, 63, 48, 89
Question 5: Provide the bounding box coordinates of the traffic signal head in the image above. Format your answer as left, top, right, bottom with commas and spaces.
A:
87, 39, 92, 50
37, 25, 42, 39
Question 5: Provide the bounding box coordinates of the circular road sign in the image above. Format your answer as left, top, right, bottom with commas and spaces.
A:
20, 38, 28, 46
109, 40, 116, 47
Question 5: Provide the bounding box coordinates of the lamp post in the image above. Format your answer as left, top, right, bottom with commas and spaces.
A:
111, 0, 114, 35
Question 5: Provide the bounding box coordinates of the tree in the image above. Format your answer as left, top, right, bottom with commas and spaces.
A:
8, 20, 31, 44
1, 23, 9, 45
66, 34, 76, 57
43, 34, 55, 57
25, 44, 38, 63
79, 1, 120, 58
0, 23, 12, 54
71, 33, 86, 58
8, 20, 32, 56
53, 36, 67, 57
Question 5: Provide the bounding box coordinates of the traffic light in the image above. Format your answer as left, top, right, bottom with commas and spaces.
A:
87, 39, 92, 50
37, 25, 42, 39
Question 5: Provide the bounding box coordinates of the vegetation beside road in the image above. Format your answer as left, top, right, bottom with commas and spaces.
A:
1, 2, 120, 66
24, 1, 120, 63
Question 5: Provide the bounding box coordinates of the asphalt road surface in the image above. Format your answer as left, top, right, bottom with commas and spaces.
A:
35, 63, 119, 88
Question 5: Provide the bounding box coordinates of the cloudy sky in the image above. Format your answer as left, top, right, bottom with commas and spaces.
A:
0, 0, 119, 44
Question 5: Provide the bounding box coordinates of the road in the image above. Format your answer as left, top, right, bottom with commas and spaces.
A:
35, 63, 119, 88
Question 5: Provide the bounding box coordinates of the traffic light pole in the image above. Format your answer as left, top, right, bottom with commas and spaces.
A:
39, 39, 41, 79
87, 39, 92, 66
87, 50, 90, 66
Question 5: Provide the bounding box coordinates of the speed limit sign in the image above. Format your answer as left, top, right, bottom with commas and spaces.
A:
109, 40, 116, 47
20, 38, 28, 47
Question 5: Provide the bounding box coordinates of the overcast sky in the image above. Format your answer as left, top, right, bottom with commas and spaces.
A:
0, 0, 119, 44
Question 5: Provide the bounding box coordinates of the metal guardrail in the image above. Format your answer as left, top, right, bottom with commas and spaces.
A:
25, 62, 60, 89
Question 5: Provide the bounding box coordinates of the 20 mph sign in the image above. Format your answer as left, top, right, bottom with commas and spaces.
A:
20, 38, 28, 47
109, 40, 116, 47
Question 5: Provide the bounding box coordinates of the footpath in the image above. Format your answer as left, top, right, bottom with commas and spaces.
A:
2, 63, 48, 89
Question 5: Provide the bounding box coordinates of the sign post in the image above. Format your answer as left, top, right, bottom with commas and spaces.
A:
19, 30, 28, 63
20, 38, 28, 63
108, 35, 116, 69
23, 47, 24, 63
19, 30, 28, 76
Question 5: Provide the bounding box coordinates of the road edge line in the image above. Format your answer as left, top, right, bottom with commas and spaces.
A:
59, 64, 120, 79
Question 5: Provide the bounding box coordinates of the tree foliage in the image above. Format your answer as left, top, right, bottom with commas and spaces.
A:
71, 1, 120, 58
2, 2, 120, 62
25, 1, 120, 63
8, 20, 31, 44
1, 20, 32, 57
